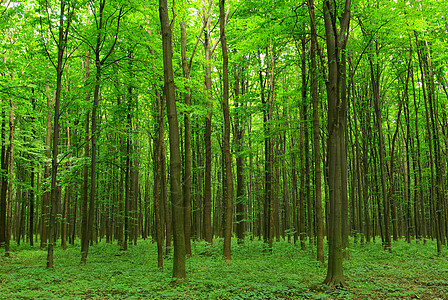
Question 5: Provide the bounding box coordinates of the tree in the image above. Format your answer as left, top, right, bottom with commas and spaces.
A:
322, 0, 351, 287
44, 0, 73, 268
159, 0, 186, 279
202, 0, 213, 245
81, 0, 125, 264
306, 0, 324, 263
220, 0, 233, 261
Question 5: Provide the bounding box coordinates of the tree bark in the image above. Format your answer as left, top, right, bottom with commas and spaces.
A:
5, 98, 15, 257
0, 109, 7, 250
299, 37, 307, 251
153, 117, 164, 268
234, 68, 246, 244
61, 89, 71, 251
369, 50, 391, 252
307, 0, 324, 262
47, 0, 70, 267
322, 0, 351, 287
41, 80, 54, 250
80, 48, 90, 264
202, 0, 213, 245
220, 0, 233, 261
180, 20, 192, 256
159, 0, 186, 278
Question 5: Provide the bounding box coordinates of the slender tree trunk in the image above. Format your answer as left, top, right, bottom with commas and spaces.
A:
259, 51, 269, 245
0, 111, 7, 249
61, 109, 71, 250
307, 0, 324, 262
80, 48, 91, 264
41, 84, 53, 250
234, 69, 246, 244
274, 140, 281, 242
202, 0, 213, 244
180, 21, 192, 256
47, 0, 70, 267
220, 0, 233, 260
417, 38, 443, 252
153, 125, 164, 269
290, 135, 299, 244
281, 108, 291, 242
415, 34, 438, 246
123, 136, 130, 251
159, 0, 186, 278
369, 51, 391, 252
5, 99, 15, 257
299, 36, 308, 251
411, 63, 424, 241
88, 14, 103, 256
29, 157, 35, 247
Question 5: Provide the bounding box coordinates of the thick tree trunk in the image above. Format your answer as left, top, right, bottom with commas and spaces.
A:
159, 0, 186, 278
322, 0, 351, 287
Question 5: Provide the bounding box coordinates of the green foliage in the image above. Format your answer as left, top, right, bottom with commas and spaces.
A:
1, 239, 447, 299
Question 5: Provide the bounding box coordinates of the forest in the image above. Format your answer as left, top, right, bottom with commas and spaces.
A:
0, 0, 448, 298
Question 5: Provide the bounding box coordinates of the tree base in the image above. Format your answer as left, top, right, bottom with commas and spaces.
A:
323, 275, 345, 289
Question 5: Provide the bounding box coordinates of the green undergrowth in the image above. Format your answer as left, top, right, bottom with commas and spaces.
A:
1, 238, 447, 299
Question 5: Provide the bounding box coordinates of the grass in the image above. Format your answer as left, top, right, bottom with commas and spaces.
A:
1, 237, 447, 299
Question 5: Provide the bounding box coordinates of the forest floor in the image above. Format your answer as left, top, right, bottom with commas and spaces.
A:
1, 237, 447, 299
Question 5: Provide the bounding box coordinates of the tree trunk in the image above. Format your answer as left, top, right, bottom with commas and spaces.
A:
322, 0, 351, 287
159, 0, 186, 278
307, 0, 324, 262
281, 108, 291, 242
0, 111, 7, 249
153, 119, 164, 269
203, 0, 213, 245
47, 0, 69, 267
5, 99, 15, 257
87, 6, 103, 256
180, 20, 192, 256
61, 111, 71, 250
299, 37, 307, 251
123, 136, 130, 251
80, 48, 91, 264
41, 82, 54, 250
234, 68, 246, 244
220, 0, 233, 261
369, 50, 391, 252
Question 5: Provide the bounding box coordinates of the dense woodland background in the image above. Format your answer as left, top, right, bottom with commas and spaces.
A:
0, 0, 447, 288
